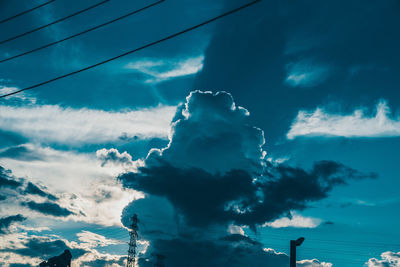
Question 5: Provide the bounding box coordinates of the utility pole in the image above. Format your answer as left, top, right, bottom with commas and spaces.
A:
290, 237, 305, 267
127, 214, 139, 267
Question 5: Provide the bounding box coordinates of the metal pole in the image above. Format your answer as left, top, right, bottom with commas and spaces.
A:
290, 237, 305, 267
290, 240, 296, 267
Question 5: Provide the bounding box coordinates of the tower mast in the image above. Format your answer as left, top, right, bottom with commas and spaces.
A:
127, 214, 139, 267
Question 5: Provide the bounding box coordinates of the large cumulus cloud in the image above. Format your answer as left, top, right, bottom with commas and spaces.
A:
118, 91, 375, 266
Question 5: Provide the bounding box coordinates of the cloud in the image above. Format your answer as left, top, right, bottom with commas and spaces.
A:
0, 229, 125, 266
366, 251, 400, 266
138, 235, 289, 267
146, 90, 265, 174
0, 167, 22, 189
0, 164, 89, 223
24, 182, 58, 201
22, 201, 74, 217
10, 237, 85, 259
287, 100, 400, 139
0, 86, 36, 104
285, 60, 330, 87
117, 91, 375, 265
77, 231, 122, 248
0, 104, 175, 146
125, 55, 204, 83
0, 215, 26, 234
120, 160, 376, 228
96, 148, 139, 168
0, 145, 43, 161
297, 259, 332, 267
0, 145, 141, 226
263, 212, 321, 228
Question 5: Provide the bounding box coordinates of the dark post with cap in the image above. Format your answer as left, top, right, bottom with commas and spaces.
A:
290, 237, 305, 267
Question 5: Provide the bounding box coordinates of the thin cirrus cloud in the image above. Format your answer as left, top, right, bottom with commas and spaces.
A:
287, 100, 400, 139
0, 104, 176, 145
124, 55, 204, 83
0, 87, 36, 104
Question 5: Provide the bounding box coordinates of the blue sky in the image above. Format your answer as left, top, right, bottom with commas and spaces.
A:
0, 0, 399, 266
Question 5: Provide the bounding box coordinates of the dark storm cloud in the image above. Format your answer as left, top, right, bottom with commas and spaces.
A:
23, 201, 74, 217
194, 0, 400, 142
138, 234, 288, 267
0, 214, 26, 234
24, 182, 58, 201
120, 165, 255, 227
119, 160, 375, 227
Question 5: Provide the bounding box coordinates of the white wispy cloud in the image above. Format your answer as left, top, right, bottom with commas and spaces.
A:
262, 212, 321, 228
285, 60, 330, 87
287, 100, 400, 139
0, 86, 36, 104
0, 104, 175, 145
125, 55, 204, 83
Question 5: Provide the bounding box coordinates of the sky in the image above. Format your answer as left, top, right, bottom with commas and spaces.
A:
0, 0, 399, 266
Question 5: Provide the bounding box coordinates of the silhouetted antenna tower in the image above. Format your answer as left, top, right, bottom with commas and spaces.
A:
127, 214, 139, 267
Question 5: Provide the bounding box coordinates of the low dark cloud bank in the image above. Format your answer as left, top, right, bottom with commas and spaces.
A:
118, 91, 376, 266
139, 235, 287, 267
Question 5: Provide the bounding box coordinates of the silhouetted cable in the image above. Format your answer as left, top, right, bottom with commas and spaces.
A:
0, 0, 261, 99
0, 0, 165, 64
258, 232, 400, 248
0, 0, 56, 24
0, 0, 110, 45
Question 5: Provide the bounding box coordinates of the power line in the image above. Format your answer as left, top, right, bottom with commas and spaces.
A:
0, 0, 165, 64
257, 232, 400, 248
0, 0, 110, 45
0, 0, 56, 24
0, 0, 261, 99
